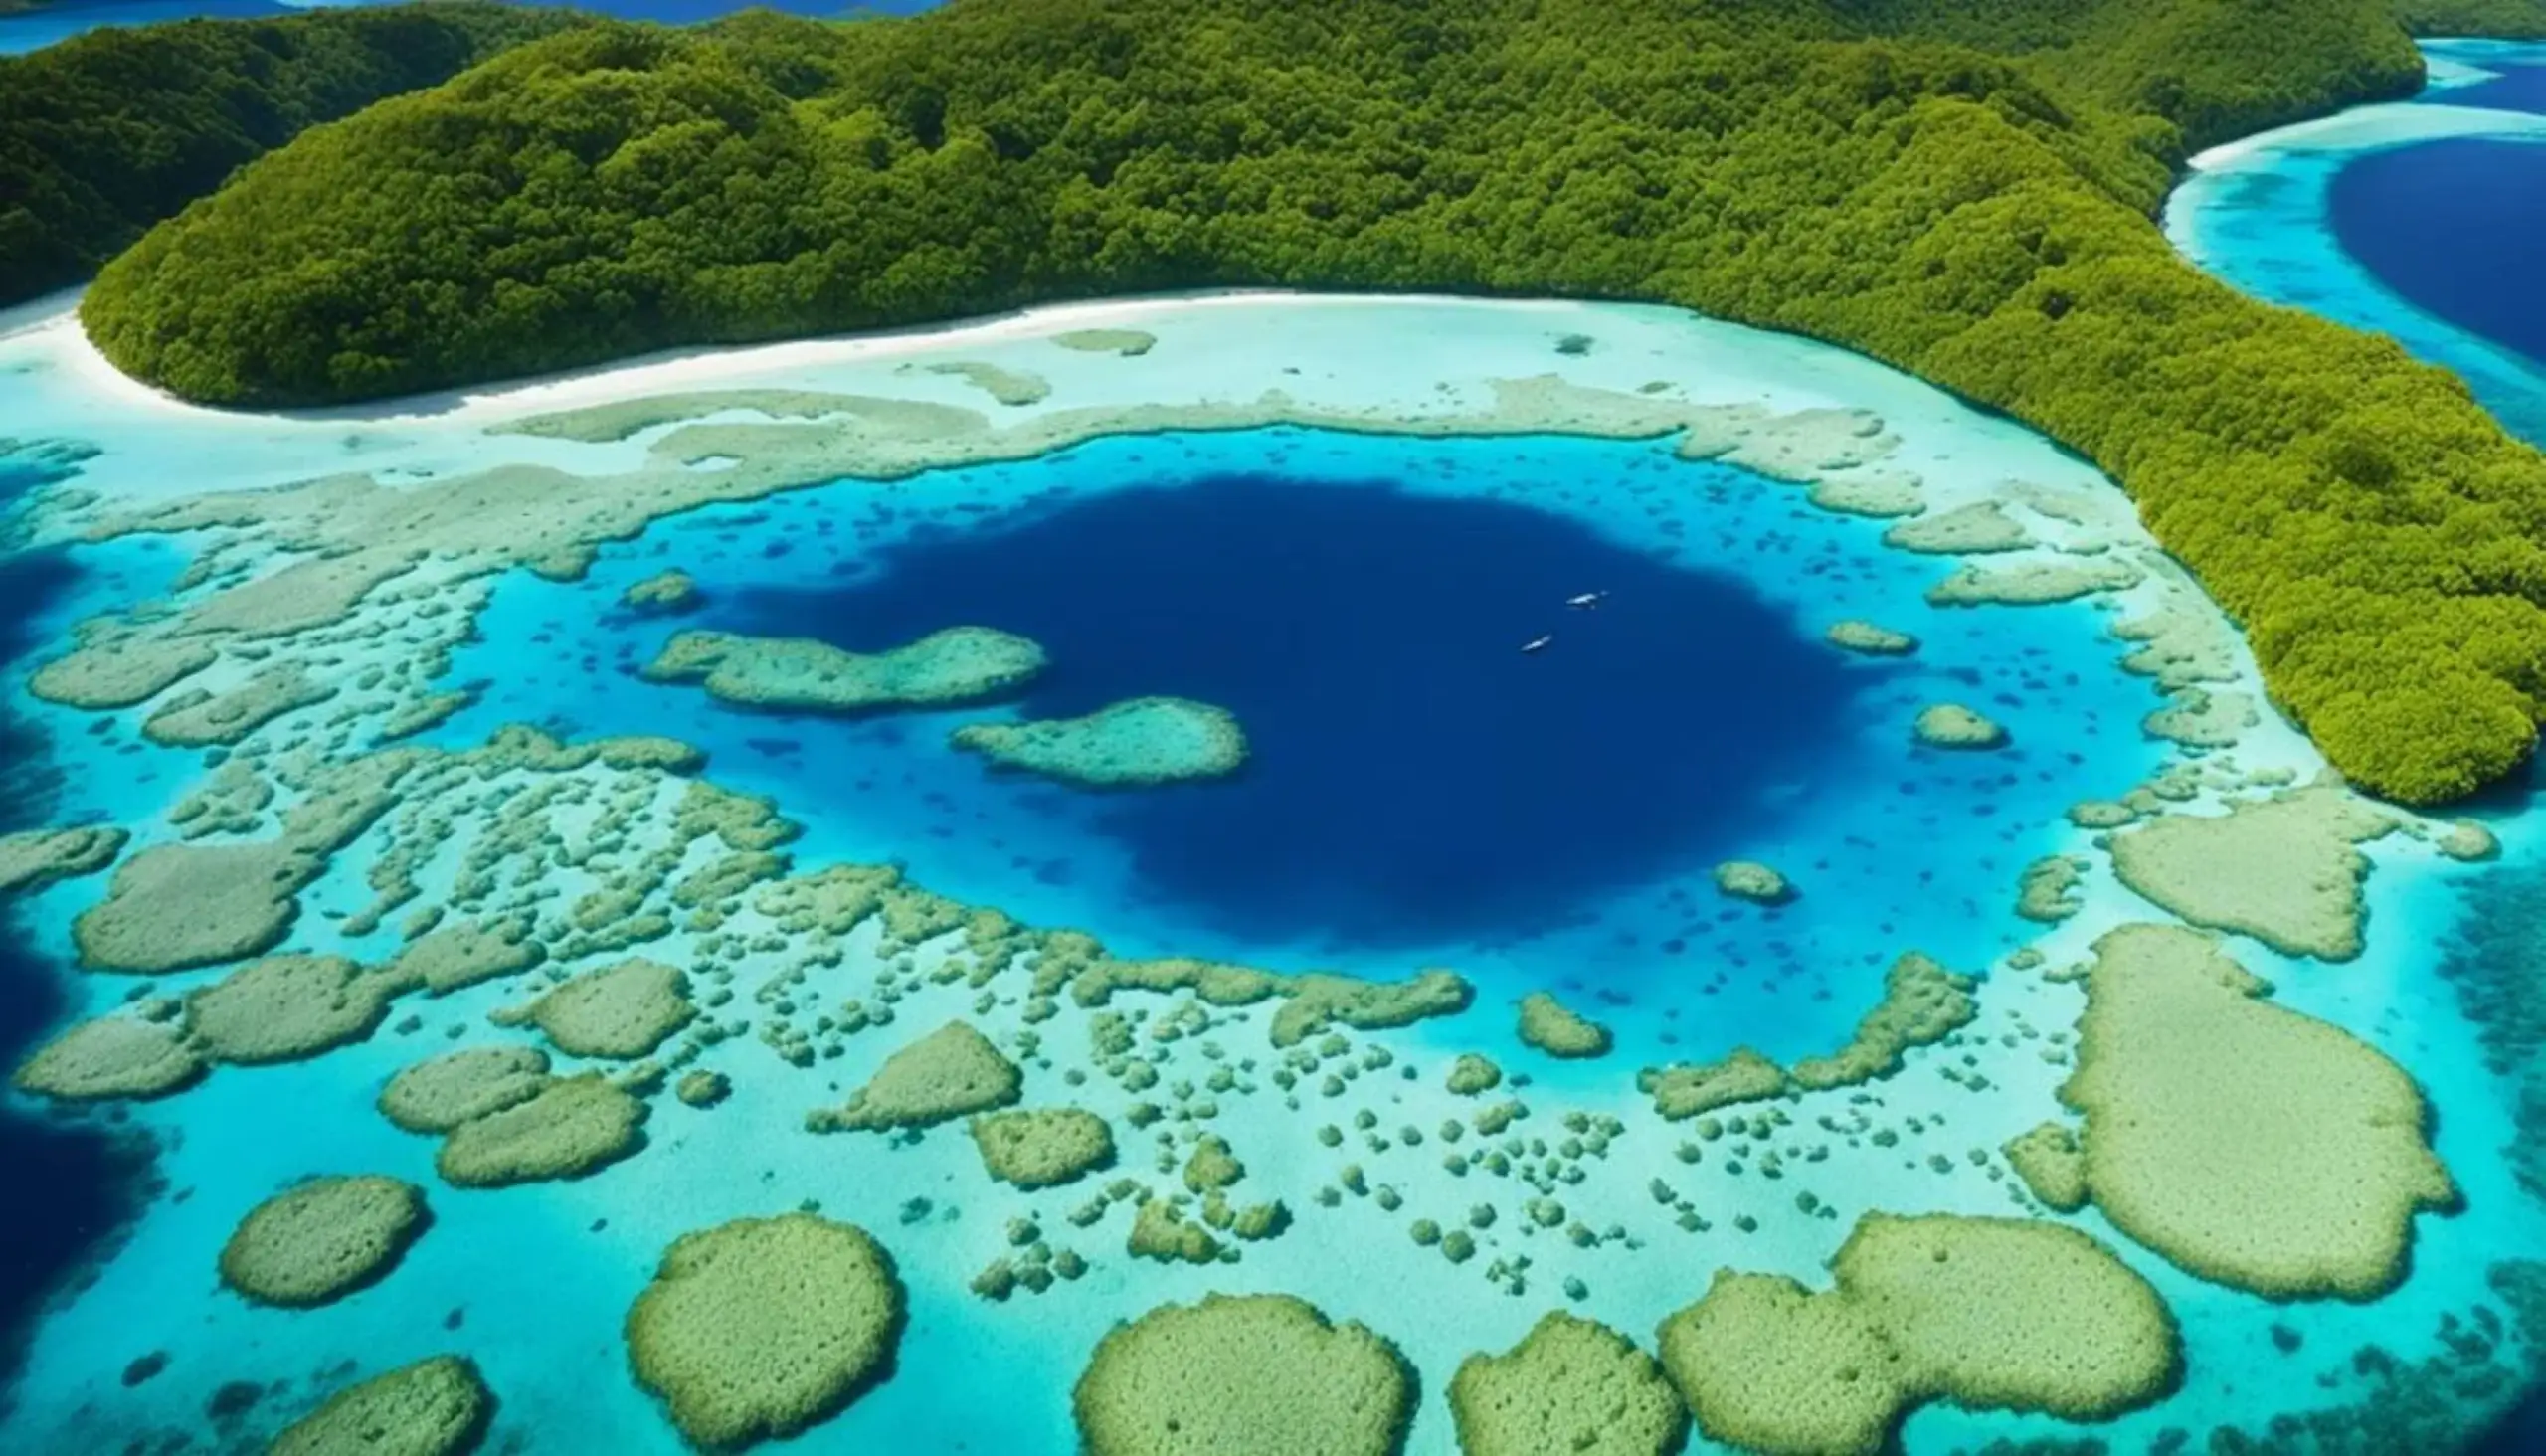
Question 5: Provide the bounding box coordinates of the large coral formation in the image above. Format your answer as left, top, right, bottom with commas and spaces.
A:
140, 662, 334, 747
1822, 620, 1917, 656
2060, 924, 2455, 1299
10, 1012, 203, 1101
620, 568, 701, 613
626, 1213, 904, 1451
1656, 1213, 2179, 1456
0, 825, 127, 895
267, 1356, 493, 1456
388, 915, 546, 995
972, 1108, 1116, 1189
2002, 1122, 2089, 1213
1518, 991, 1611, 1058
218, 1175, 428, 1307
1449, 1312, 1687, 1456
497, 956, 694, 1059
1074, 1293, 1412, 1456
379, 1046, 554, 1134
436, 1074, 647, 1188
807, 1019, 1022, 1133
1640, 1047, 1788, 1120
1789, 952, 1975, 1090
952, 696, 1248, 788
1712, 860, 1794, 905
186, 954, 398, 1064
2107, 784, 2396, 961
72, 839, 318, 972
1912, 703, 2009, 750
642, 626, 1046, 713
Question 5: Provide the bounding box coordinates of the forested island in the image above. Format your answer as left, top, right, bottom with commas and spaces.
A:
34, 0, 2546, 805
0, 2, 583, 306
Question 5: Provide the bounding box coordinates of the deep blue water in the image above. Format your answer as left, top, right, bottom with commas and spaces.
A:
711, 471, 1876, 950
0, 0, 939, 56
0, 449, 151, 1397
2439, 60, 2546, 115
2328, 137, 2546, 366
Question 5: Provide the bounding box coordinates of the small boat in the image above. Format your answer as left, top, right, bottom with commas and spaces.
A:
1521, 634, 1554, 653
1565, 591, 1607, 609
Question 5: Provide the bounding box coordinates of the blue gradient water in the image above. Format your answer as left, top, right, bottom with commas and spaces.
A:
2169, 40, 2546, 1453
432, 427, 2151, 1072
0, 33, 2542, 1456
2330, 139, 2546, 365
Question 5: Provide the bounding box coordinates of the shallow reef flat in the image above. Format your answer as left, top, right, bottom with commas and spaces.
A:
952, 697, 1247, 789
0, 288, 2536, 1455
643, 626, 1048, 714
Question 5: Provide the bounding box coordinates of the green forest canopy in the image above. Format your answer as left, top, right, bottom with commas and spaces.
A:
68, 0, 2546, 804
0, 1, 585, 307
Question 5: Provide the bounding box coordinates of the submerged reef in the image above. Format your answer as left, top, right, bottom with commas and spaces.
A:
1657, 1213, 2179, 1456
1822, 620, 1917, 656
951, 696, 1248, 789
218, 1175, 427, 1308
625, 1213, 904, 1451
1448, 1312, 1687, 1456
1640, 952, 1970, 1116
1712, 860, 1794, 905
140, 663, 334, 748
435, 1074, 647, 1188
388, 915, 546, 995
494, 957, 694, 1059
1789, 952, 1975, 1091
2001, 1122, 2090, 1213
2060, 924, 2455, 1299
11, 1012, 201, 1102
1054, 329, 1157, 356
1517, 991, 1612, 1058
377, 1046, 553, 1134
0, 825, 126, 895
641, 626, 1046, 714
925, 360, 1052, 406
619, 568, 700, 614
186, 954, 397, 1065
71, 840, 319, 973
267, 1355, 493, 1456
807, 1019, 1022, 1132
2107, 784, 2395, 961
1912, 703, 2009, 750
1073, 1293, 1411, 1456
972, 1108, 1117, 1189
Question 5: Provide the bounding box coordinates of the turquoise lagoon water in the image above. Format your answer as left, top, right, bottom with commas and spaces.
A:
2165, 39, 2546, 1452
0, 55, 2542, 1450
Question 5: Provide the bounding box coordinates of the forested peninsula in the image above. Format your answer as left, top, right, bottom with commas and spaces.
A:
64, 0, 2546, 805
0, 2, 585, 307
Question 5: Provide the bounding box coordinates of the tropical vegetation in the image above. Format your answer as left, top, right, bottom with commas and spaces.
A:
64, 0, 2546, 802
0, 1, 585, 307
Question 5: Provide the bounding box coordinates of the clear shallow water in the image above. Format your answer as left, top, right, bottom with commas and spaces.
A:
2171, 39, 2546, 1454
0, 72, 2540, 1450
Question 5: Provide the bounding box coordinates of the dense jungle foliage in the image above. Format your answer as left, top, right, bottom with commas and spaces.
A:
72, 0, 2546, 803
0, 2, 585, 306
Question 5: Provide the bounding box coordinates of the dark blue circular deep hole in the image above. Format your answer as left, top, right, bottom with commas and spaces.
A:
715, 471, 1877, 947
2330, 137, 2546, 367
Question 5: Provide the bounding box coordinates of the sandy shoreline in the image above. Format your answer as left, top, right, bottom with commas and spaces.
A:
34, 287, 1579, 431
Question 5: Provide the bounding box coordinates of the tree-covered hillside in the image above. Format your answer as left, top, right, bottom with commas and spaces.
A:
0, 2, 588, 308
73, 0, 2546, 803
